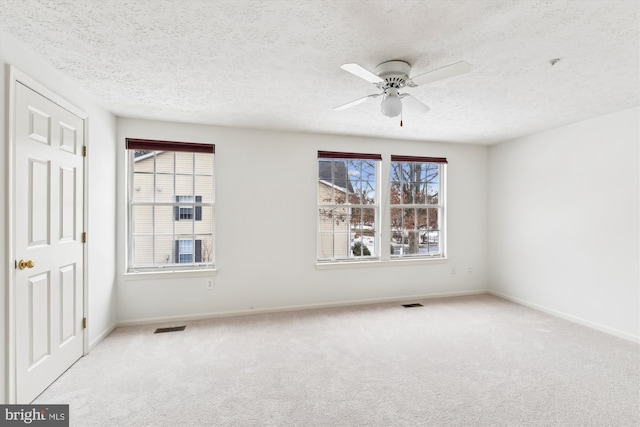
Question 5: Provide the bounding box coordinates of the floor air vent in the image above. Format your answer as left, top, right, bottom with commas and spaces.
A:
154, 326, 186, 334
402, 303, 424, 308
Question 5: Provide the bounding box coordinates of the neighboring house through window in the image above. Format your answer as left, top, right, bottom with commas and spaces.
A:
317, 151, 380, 261
176, 239, 201, 263
175, 195, 202, 221
126, 138, 215, 272
317, 152, 446, 263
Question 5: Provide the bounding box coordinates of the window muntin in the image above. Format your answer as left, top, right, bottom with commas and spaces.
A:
317, 153, 380, 261
127, 141, 214, 272
390, 159, 445, 258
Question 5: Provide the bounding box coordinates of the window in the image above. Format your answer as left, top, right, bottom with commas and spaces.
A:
177, 196, 194, 220
175, 195, 203, 221
317, 151, 380, 261
178, 239, 193, 263
126, 138, 214, 272
390, 155, 446, 258
176, 239, 203, 263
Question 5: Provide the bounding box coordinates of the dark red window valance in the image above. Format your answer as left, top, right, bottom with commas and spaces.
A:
318, 151, 382, 160
390, 155, 447, 164
126, 138, 215, 154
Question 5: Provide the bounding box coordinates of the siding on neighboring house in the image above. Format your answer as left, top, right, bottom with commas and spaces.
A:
317, 180, 349, 259
132, 151, 213, 267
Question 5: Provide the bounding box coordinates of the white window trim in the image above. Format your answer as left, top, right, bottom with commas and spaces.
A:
388, 162, 447, 260
122, 268, 218, 281
315, 257, 448, 270
126, 149, 216, 273
317, 158, 381, 262
317, 158, 447, 268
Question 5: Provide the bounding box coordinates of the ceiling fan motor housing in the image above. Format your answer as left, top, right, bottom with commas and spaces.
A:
375, 60, 411, 89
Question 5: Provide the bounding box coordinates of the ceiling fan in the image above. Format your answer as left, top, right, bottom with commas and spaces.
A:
334, 60, 472, 119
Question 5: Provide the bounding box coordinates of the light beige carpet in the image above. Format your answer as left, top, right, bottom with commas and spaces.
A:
34, 294, 639, 426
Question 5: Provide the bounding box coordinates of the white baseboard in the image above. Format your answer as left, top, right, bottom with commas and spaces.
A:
116, 289, 488, 327
489, 290, 640, 344
88, 324, 117, 352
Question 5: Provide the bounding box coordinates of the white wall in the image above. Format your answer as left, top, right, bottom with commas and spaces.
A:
488, 107, 640, 341
116, 118, 489, 323
0, 32, 118, 403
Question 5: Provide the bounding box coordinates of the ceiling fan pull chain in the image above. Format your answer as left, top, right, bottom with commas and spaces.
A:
400, 111, 403, 127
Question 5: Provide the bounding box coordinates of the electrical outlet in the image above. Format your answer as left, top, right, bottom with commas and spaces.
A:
206, 279, 214, 290
467, 267, 473, 273
451, 266, 457, 275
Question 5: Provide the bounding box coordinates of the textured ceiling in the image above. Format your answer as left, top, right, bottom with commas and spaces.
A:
1, 0, 638, 144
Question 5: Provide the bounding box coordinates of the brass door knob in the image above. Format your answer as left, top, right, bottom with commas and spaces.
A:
18, 259, 35, 270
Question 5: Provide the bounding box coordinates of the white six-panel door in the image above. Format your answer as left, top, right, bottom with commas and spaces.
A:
14, 81, 85, 403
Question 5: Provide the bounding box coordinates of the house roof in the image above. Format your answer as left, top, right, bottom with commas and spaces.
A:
318, 159, 354, 193
133, 151, 158, 162
1, 0, 637, 144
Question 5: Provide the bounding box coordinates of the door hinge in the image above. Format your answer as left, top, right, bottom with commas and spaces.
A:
82, 146, 87, 157
82, 232, 87, 243
82, 317, 87, 329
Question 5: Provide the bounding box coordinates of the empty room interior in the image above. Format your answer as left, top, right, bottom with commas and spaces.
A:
1, 1, 638, 426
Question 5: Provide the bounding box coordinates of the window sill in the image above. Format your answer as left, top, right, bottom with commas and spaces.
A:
315, 257, 448, 270
122, 268, 217, 281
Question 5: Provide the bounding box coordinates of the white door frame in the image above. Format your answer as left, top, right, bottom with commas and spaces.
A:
5, 65, 89, 403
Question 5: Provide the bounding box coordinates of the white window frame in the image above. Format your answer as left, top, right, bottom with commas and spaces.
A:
317, 152, 381, 262
126, 138, 215, 273
389, 157, 446, 259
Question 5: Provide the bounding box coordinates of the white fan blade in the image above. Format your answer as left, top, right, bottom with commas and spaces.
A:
333, 94, 380, 111
400, 94, 430, 115
340, 63, 384, 84
407, 61, 472, 87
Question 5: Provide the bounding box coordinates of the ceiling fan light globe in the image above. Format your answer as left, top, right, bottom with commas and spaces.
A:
381, 90, 402, 118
